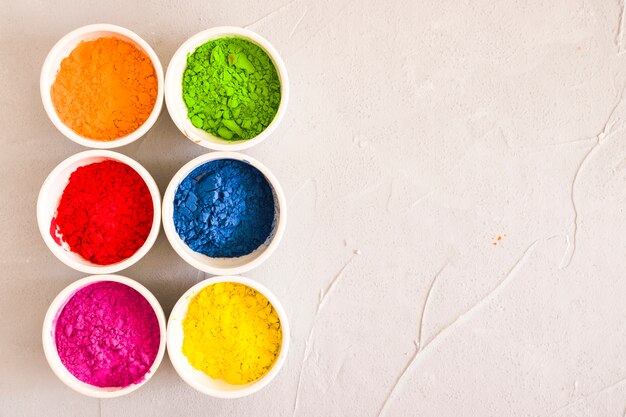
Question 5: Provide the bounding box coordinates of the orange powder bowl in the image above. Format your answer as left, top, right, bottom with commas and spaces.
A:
41, 24, 164, 149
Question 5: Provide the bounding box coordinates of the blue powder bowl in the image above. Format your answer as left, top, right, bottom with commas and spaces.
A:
162, 152, 286, 275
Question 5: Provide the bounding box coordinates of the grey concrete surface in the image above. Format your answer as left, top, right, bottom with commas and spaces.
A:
2, 0, 626, 416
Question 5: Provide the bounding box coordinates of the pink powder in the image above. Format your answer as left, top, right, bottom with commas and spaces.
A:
55, 281, 160, 388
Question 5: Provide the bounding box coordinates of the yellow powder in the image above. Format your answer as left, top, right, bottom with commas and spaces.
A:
182, 282, 282, 384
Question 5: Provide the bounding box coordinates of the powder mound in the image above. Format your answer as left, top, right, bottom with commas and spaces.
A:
55, 281, 161, 388
173, 159, 275, 258
182, 282, 282, 384
51, 37, 158, 141
51, 160, 154, 265
182, 37, 281, 141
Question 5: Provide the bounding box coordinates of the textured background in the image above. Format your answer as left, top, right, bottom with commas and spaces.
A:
2, 0, 626, 416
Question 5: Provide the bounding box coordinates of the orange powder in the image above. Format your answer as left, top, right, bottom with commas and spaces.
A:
51, 37, 157, 141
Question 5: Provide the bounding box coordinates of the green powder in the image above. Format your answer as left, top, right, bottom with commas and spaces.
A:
182, 37, 281, 141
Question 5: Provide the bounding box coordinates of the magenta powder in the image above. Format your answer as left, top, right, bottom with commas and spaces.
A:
54, 281, 160, 388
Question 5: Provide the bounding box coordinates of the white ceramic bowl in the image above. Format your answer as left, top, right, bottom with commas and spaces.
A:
40, 24, 164, 149
167, 276, 289, 398
37, 150, 161, 274
42, 275, 167, 398
164, 26, 289, 151
162, 152, 286, 276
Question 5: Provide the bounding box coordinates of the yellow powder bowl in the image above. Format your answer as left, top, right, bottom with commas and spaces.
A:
167, 276, 289, 398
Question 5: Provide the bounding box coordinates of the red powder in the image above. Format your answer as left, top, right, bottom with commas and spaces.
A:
55, 281, 160, 387
51, 160, 153, 265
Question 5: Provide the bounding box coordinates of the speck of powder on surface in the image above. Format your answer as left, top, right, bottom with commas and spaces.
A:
54, 281, 160, 388
173, 159, 275, 258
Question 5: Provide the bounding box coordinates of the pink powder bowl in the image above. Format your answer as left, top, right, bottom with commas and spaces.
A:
42, 275, 166, 398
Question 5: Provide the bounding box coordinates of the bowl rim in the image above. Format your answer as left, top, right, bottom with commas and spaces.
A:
36, 150, 162, 274
164, 26, 289, 151
162, 151, 287, 275
40, 23, 164, 149
42, 274, 167, 398
166, 275, 290, 398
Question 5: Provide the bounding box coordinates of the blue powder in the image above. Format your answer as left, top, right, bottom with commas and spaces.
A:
173, 159, 275, 258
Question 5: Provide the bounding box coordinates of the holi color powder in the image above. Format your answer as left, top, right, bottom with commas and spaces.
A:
50, 160, 154, 265
182, 37, 281, 140
173, 159, 275, 258
51, 37, 158, 141
182, 282, 281, 384
55, 281, 160, 388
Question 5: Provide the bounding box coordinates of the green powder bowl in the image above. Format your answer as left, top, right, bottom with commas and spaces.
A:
165, 27, 289, 151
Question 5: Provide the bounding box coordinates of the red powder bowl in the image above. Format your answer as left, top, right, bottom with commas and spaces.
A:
37, 150, 161, 274
42, 275, 167, 398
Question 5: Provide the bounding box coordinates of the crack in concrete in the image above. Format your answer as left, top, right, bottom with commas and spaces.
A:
289, 8, 307, 39
376, 260, 449, 417
293, 0, 358, 52
417, 261, 449, 351
617, 0, 626, 54
303, 225, 321, 253
320, 180, 386, 213
385, 179, 396, 213
376, 238, 549, 417
318, 251, 359, 311
518, 137, 596, 153
376, 340, 420, 417
324, 345, 352, 393
560, 144, 597, 269
560, 85, 626, 269
291, 252, 359, 417
613, 154, 626, 171
406, 190, 435, 212
288, 177, 316, 207
244, 0, 299, 28
557, 234, 571, 270
500, 124, 598, 153
195, 269, 204, 283
543, 377, 626, 417
386, 179, 434, 214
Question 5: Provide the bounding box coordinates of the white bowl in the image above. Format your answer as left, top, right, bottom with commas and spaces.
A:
42, 275, 167, 398
164, 26, 289, 151
40, 24, 164, 149
37, 150, 161, 274
162, 152, 286, 276
167, 276, 289, 398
